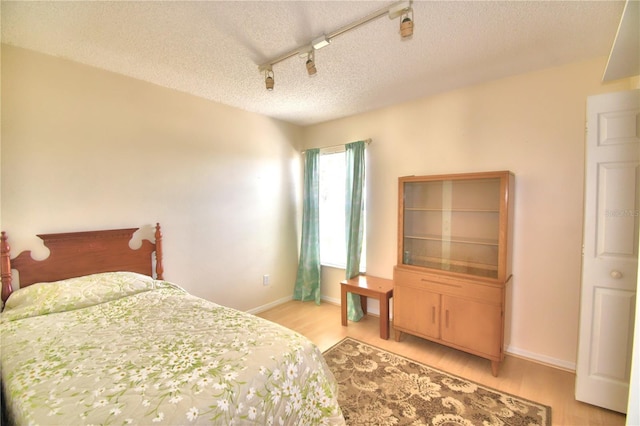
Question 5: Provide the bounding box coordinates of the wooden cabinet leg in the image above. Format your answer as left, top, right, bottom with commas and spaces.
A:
394, 330, 403, 342
491, 360, 500, 377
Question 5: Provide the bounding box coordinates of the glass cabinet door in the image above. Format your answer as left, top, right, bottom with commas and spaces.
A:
401, 177, 501, 278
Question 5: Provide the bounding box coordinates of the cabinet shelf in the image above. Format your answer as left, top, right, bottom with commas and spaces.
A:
411, 256, 498, 278
405, 208, 500, 213
404, 234, 499, 246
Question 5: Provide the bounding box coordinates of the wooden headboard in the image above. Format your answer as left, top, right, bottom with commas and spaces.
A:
1, 223, 164, 303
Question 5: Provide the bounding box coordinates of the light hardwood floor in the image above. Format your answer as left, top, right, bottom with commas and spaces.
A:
257, 300, 626, 426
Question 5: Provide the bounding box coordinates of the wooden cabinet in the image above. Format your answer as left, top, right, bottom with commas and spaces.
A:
393, 171, 514, 376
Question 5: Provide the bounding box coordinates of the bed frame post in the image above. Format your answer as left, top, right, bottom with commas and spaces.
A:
155, 223, 164, 280
1, 232, 13, 304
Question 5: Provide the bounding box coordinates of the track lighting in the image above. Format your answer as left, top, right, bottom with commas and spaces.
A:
306, 50, 317, 77
259, 0, 413, 90
264, 68, 274, 90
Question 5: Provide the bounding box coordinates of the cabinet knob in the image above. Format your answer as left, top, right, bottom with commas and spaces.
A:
610, 270, 623, 279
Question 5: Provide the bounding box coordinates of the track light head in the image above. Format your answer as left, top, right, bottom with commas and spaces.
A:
264, 68, 274, 90
400, 8, 414, 39
306, 51, 317, 77
306, 59, 317, 76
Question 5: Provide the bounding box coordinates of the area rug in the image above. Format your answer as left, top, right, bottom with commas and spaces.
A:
323, 337, 551, 426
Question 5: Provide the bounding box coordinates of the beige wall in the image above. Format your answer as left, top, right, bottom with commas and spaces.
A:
302, 57, 636, 369
1, 45, 302, 312
3, 43, 637, 370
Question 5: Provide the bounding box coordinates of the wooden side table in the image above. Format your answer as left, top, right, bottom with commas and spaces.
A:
341, 275, 394, 339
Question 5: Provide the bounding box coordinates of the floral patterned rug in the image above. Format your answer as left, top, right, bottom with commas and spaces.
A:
323, 337, 551, 426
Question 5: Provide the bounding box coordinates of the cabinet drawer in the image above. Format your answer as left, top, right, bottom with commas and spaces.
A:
394, 267, 502, 304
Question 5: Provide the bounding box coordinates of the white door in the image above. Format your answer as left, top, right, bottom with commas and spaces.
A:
576, 89, 640, 413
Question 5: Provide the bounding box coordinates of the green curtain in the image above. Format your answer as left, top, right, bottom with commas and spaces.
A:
345, 141, 366, 321
293, 148, 322, 305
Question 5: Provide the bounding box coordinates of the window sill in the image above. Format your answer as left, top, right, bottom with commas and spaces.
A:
320, 262, 346, 270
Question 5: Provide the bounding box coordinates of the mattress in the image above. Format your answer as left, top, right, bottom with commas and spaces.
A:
0, 272, 344, 425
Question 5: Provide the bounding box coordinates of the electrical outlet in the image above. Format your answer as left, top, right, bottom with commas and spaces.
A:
263, 274, 270, 286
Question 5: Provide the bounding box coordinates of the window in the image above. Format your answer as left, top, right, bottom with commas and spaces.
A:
319, 150, 366, 271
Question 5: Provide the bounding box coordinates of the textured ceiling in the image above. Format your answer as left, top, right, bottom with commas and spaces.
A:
1, 1, 626, 126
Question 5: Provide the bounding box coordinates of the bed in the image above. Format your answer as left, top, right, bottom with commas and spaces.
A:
0, 224, 345, 425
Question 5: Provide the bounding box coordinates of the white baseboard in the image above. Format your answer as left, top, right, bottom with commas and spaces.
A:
321, 295, 341, 306
247, 295, 293, 315
505, 345, 576, 372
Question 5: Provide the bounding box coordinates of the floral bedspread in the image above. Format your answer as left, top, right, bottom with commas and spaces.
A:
0, 272, 345, 425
